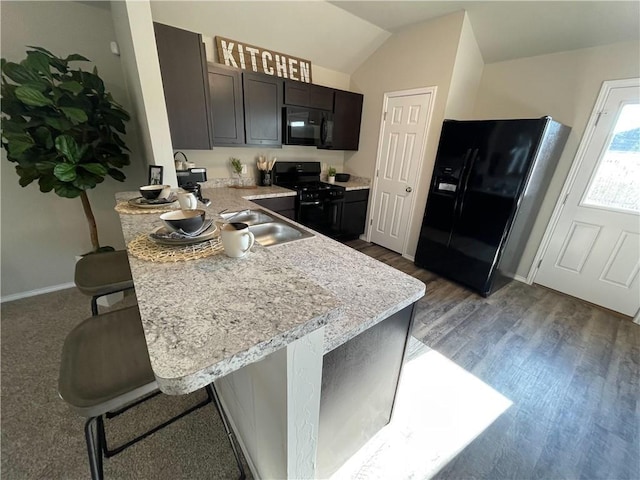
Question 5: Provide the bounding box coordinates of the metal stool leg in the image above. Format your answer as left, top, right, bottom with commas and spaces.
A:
84, 417, 104, 480
91, 296, 99, 316
207, 384, 246, 480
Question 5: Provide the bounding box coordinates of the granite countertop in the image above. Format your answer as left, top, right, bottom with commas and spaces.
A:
115, 185, 424, 395
333, 176, 371, 191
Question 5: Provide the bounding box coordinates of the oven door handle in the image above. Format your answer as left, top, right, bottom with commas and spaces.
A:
300, 200, 322, 206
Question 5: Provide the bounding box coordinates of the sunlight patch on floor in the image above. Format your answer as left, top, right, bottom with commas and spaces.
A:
330, 338, 512, 480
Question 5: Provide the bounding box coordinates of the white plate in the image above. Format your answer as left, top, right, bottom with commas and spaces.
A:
128, 196, 178, 209
148, 224, 218, 246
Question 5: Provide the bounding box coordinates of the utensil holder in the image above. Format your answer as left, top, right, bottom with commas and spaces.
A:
259, 170, 272, 187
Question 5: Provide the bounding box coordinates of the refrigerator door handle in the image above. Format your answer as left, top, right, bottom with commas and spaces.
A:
457, 148, 479, 215
447, 148, 479, 246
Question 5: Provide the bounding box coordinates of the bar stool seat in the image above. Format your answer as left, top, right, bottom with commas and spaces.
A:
74, 250, 134, 315
58, 306, 246, 480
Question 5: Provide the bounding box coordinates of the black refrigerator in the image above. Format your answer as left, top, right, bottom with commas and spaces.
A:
414, 117, 570, 297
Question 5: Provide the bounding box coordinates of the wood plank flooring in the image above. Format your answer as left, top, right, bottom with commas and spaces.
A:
344, 239, 640, 480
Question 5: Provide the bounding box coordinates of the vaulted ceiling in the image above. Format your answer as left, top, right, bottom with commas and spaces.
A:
330, 1, 640, 64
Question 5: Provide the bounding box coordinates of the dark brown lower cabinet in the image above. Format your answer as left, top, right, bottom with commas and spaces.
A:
251, 196, 296, 220
339, 189, 369, 239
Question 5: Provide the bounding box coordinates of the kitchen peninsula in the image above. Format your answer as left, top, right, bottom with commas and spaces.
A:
115, 185, 425, 479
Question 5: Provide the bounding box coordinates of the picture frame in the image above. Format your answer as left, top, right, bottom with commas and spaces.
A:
148, 165, 163, 185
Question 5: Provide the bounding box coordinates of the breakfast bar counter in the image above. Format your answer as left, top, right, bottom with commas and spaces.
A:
116, 185, 425, 479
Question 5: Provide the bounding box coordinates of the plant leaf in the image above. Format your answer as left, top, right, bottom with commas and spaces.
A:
107, 168, 126, 182
44, 116, 72, 131
15, 86, 53, 106
38, 175, 56, 193
23, 51, 52, 78
60, 107, 88, 124
35, 160, 56, 174
2, 62, 40, 84
55, 135, 81, 163
53, 162, 77, 182
65, 53, 90, 63
16, 165, 40, 186
33, 127, 54, 149
79, 163, 107, 176
54, 182, 82, 198
26, 45, 55, 57
21, 79, 50, 92
73, 171, 99, 189
58, 80, 83, 95
3, 132, 35, 156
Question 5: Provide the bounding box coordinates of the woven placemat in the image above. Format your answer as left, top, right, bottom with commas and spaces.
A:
128, 233, 224, 262
115, 201, 178, 215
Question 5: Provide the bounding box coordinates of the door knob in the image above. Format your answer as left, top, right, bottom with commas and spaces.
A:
406, 186, 413, 193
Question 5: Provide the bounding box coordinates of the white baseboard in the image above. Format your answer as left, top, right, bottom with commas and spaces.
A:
1, 282, 76, 304
402, 253, 415, 262
513, 275, 529, 284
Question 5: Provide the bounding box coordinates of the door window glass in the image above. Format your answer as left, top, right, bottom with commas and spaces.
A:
583, 103, 640, 213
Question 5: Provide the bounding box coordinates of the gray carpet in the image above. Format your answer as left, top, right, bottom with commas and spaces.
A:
1, 288, 250, 479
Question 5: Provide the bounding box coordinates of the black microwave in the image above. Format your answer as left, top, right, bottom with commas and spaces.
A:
284, 106, 333, 147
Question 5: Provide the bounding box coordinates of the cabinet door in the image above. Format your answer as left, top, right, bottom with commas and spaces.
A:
309, 84, 334, 111
284, 81, 309, 107
243, 73, 283, 146
284, 81, 334, 111
340, 190, 369, 238
153, 22, 211, 150
208, 65, 245, 145
330, 90, 364, 151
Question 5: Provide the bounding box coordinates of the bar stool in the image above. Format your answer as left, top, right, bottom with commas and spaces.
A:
58, 305, 246, 480
74, 250, 134, 315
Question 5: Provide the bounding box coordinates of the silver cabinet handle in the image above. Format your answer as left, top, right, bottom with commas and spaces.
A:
406, 186, 413, 193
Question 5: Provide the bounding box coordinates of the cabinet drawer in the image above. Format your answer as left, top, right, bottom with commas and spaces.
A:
344, 189, 370, 203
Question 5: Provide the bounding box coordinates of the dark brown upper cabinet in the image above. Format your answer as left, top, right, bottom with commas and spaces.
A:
208, 64, 245, 146
153, 22, 211, 150
284, 81, 334, 111
243, 73, 283, 146
330, 90, 364, 151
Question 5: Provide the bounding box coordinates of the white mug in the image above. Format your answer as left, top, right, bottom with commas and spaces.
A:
220, 222, 255, 258
178, 192, 198, 210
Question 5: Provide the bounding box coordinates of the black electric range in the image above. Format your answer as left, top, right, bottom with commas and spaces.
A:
273, 162, 345, 236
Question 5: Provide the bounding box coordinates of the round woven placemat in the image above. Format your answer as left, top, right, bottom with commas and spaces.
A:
115, 201, 178, 215
128, 233, 224, 262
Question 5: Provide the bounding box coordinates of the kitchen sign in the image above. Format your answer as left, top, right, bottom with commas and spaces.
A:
215, 36, 312, 83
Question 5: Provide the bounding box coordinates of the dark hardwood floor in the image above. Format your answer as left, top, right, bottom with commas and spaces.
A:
345, 239, 640, 480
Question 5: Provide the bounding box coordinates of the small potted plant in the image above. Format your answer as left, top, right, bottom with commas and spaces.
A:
230, 157, 243, 187
327, 166, 337, 184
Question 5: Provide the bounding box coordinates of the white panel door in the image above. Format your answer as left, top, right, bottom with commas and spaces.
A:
370, 91, 432, 253
535, 81, 640, 317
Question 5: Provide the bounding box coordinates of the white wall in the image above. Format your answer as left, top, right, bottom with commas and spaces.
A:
0, 1, 146, 299
348, 12, 466, 257
473, 40, 640, 277
111, 0, 178, 187
445, 12, 484, 119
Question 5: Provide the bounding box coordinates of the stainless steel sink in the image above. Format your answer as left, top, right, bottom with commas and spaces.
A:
248, 221, 314, 246
220, 209, 314, 246
220, 209, 274, 225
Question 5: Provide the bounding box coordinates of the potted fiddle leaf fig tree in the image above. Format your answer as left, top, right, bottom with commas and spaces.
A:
1, 46, 131, 253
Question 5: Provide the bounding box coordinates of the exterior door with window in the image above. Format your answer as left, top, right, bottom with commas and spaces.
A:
535, 80, 639, 317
